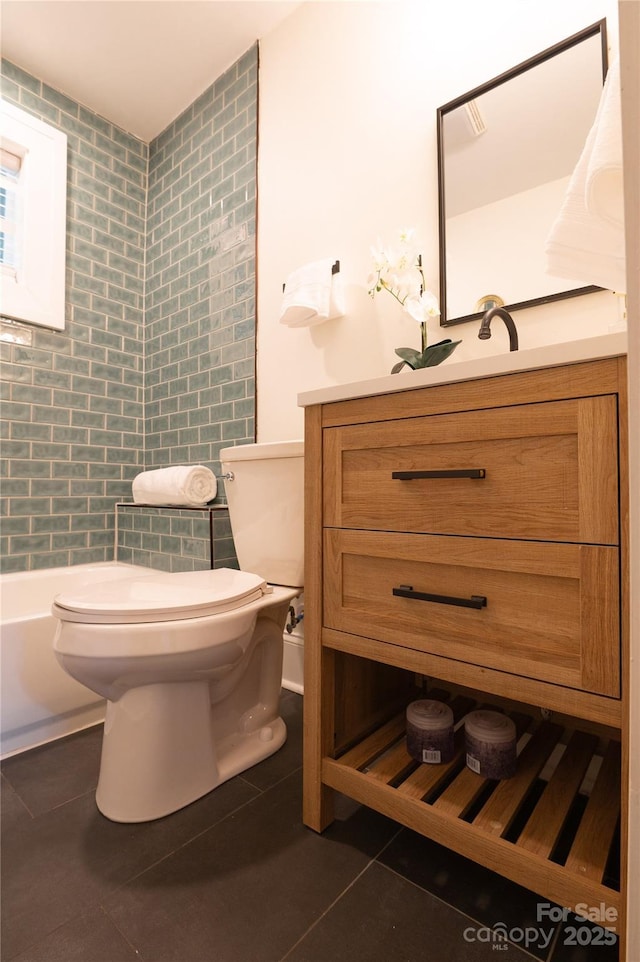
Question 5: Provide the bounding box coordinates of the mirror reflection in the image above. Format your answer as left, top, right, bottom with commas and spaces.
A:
437, 21, 607, 327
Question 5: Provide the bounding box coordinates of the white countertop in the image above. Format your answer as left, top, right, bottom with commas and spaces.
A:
297, 332, 628, 407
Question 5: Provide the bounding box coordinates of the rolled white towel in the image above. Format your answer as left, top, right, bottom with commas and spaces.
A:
131, 465, 217, 507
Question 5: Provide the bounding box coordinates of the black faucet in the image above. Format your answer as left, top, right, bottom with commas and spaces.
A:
478, 306, 519, 352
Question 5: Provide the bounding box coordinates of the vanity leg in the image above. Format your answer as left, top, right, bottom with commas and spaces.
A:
303, 404, 335, 831
303, 647, 335, 831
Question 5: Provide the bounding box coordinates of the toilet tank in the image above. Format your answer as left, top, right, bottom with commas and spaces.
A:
220, 441, 304, 588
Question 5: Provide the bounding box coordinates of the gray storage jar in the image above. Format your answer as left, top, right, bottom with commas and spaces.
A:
464, 709, 517, 779
406, 699, 455, 764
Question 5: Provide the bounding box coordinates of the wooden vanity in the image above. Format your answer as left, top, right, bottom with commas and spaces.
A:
300, 344, 629, 940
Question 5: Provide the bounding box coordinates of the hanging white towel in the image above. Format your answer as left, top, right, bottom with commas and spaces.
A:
279, 258, 345, 328
132, 465, 217, 507
585, 58, 624, 230
544, 58, 626, 293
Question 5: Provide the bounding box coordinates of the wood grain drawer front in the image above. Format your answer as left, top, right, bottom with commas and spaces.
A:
323, 395, 619, 544
324, 529, 620, 698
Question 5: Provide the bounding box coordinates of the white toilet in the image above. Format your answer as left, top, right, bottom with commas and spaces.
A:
52, 440, 304, 823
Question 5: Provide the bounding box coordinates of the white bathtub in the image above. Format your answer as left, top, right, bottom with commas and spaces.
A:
0, 562, 152, 758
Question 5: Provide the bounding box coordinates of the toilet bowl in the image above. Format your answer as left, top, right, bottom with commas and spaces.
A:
52, 440, 304, 823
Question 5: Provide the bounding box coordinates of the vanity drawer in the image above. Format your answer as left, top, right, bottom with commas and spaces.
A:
323, 529, 620, 698
323, 395, 619, 544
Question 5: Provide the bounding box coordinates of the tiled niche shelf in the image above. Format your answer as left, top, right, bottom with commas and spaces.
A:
115, 502, 236, 572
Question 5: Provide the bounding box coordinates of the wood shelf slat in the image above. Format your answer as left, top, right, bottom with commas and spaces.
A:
565, 739, 621, 881
336, 713, 406, 771
396, 730, 465, 800
431, 711, 532, 819
517, 730, 598, 858
472, 722, 564, 837
365, 739, 414, 785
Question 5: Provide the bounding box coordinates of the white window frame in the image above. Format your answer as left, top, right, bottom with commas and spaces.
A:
0, 99, 67, 331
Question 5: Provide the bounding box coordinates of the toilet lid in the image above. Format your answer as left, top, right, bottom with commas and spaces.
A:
52, 567, 269, 624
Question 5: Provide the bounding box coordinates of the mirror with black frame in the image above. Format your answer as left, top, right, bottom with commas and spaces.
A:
437, 20, 608, 328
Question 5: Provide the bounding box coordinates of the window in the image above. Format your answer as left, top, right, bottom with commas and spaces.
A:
0, 146, 22, 274
0, 99, 67, 331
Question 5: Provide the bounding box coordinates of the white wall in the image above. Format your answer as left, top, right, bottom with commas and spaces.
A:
257, 0, 620, 441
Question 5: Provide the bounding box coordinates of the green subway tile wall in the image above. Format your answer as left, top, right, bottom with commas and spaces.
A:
0, 48, 257, 573
145, 46, 257, 475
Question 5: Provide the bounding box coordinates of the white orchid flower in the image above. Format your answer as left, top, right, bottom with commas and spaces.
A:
368, 229, 457, 370
398, 227, 416, 244
370, 241, 389, 272
404, 290, 441, 324
369, 230, 441, 351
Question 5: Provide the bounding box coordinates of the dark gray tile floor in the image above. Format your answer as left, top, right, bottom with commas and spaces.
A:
1, 691, 620, 962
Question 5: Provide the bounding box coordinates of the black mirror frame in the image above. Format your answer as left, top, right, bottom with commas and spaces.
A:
437, 19, 608, 329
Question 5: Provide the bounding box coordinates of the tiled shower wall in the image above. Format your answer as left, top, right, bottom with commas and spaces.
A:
0, 61, 147, 573
145, 45, 257, 473
0, 48, 258, 573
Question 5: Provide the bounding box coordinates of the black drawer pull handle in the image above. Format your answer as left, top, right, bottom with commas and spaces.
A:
393, 585, 487, 609
391, 469, 486, 480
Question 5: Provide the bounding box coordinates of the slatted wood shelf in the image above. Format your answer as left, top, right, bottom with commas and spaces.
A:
322, 699, 621, 918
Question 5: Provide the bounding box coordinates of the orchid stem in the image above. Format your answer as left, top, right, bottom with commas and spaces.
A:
379, 280, 407, 308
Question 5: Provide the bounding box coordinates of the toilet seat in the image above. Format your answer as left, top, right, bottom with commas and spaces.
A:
52, 567, 269, 625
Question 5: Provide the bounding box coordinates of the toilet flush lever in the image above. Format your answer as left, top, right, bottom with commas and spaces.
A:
217, 471, 235, 482
286, 605, 304, 633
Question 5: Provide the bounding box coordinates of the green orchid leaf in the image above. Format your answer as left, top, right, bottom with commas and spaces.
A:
391, 339, 461, 374
394, 347, 421, 364
415, 339, 462, 368
390, 359, 411, 373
